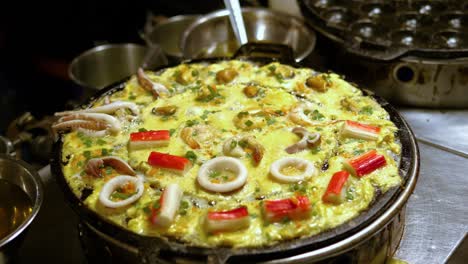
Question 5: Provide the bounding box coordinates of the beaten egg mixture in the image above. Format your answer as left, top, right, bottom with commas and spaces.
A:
59, 60, 401, 248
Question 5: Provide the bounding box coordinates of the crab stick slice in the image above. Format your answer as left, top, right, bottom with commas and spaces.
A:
270, 157, 317, 183
322, 171, 350, 204
99, 175, 144, 208
151, 183, 183, 227
344, 150, 386, 177
341, 120, 380, 141
263, 196, 311, 222
129, 130, 170, 150
197, 157, 248, 193
205, 206, 250, 233
147, 151, 192, 174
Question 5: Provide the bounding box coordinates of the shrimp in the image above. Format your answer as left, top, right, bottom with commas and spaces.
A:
52, 113, 121, 137
180, 124, 216, 149
85, 156, 136, 177
137, 68, 170, 98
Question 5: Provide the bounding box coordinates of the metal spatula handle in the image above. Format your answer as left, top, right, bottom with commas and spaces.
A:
223, 0, 248, 46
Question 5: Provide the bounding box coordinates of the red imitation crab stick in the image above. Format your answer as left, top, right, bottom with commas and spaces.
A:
129, 130, 170, 150
344, 150, 386, 177
205, 206, 250, 232
322, 171, 350, 204
147, 151, 192, 174
263, 196, 311, 222
151, 183, 183, 227
341, 120, 380, 141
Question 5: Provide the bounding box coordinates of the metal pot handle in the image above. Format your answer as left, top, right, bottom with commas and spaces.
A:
0, 134, 33, 158
233, 43, 296, 64
0, 136, 15, 157
141, 44, 168, 70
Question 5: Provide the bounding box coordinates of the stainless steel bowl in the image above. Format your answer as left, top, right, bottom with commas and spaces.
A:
0, 155, 43, 263
69, 43, 167, 91
181, 8, 316, 62
142, 15, 201, 62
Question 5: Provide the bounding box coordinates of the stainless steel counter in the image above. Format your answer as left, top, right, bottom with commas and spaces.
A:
395, 109, 468, 264
17, 108, 468, 264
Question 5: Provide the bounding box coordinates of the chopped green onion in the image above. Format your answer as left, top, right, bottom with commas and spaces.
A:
209, 171, 221, 179
185, 151, 197, 164
359, 106, 374, 115
238, 140, 248, 148
310, 147, 321, 155
230, 140, 237, 149
169, 128, 176, 136
266, 117, 276, 125
180, 200, 189, 209
101, 149, 109, 156
237, 111, 249, 118
200, 110, 210, 120
83, 138, 93, 147
110, 191, 135, 200
83, 151, 91, 160
143, 206, 151, 215
311, 110, 325, 121
353, 149, 365, 156
186, 120, 199, 127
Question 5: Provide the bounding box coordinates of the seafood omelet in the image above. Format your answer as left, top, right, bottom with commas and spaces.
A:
56, 60, 401, 248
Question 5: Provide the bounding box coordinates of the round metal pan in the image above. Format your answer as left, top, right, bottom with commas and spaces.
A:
51, 43, 419, 264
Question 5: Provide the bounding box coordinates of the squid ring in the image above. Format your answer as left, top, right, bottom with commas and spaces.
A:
99, 175, 144, 208
270, 157, 317, 183
197, 157, 248, 193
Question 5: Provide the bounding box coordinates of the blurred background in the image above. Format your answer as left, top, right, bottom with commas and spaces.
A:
2, 1, 467, 263
0, 1, 231, 131
0, 0, 272, 166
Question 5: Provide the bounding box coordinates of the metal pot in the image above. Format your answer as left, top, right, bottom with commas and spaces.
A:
52, 43, 419, 264
180, 8, 316, 62
69, 43, 167, 93
141, 15, 201, 63
0, 155, 43, 263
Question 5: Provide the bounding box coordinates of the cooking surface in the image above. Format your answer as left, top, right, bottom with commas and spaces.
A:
300, 0, 468, 60
16, 108, 468, 263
